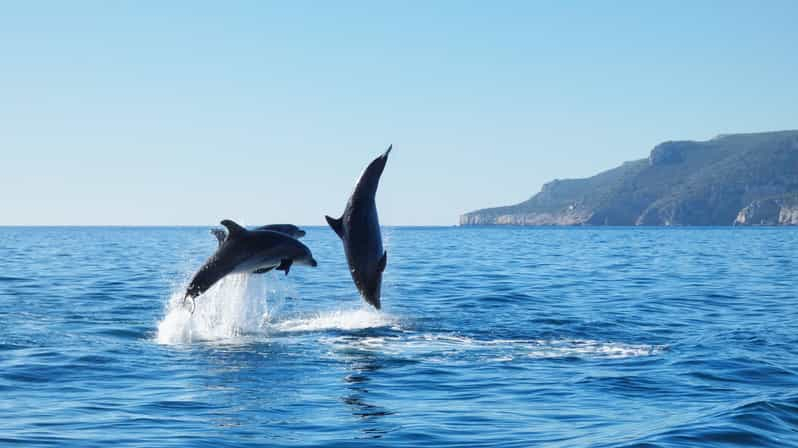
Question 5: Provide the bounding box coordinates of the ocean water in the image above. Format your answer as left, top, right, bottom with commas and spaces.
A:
1, 226, 797, 447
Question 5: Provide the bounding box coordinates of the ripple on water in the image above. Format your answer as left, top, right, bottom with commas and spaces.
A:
3, 226, 798, 448
620, 395, 798, 448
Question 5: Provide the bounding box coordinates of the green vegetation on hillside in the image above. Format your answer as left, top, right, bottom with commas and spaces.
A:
461, 130, 798, 226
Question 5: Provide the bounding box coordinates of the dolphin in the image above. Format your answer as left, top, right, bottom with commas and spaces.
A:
256, 224, 306, 239
325, 145, 391, 309
184, 219, 317, 310
210, 224, 306, 246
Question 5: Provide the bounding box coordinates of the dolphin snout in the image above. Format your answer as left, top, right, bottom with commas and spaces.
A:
309, 257, 318, 267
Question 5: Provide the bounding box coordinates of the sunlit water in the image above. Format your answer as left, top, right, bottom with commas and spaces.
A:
1, 226, 797, 447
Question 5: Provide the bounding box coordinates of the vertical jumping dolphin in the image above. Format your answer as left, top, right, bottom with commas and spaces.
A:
325, 145, 392, 309
184, 219, 317, 310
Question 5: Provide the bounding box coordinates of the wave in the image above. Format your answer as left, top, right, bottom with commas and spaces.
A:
614, 395, 798, 448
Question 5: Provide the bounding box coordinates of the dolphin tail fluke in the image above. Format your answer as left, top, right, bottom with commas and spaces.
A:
325, 215, 344, 238
383, 144, 392, 158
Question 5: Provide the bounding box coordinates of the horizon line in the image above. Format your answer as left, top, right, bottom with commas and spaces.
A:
0, 224, 459, 228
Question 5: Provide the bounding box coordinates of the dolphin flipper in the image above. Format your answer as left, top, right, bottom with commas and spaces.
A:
276, 259, 292, 276
378, 251, 387, 272
325, 215, 344, 239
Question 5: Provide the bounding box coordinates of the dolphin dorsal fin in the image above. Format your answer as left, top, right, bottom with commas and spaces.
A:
325, 215, 344, 239
220, 219, 247, 238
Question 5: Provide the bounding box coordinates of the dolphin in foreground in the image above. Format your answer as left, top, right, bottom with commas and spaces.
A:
325, 145, 391, 309
210, 224, 306, 247
184, 219, 317, 310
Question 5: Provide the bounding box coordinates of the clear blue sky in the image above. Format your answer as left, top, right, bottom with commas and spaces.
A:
2, 1, 796, 225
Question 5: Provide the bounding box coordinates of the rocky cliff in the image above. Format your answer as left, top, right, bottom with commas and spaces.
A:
461, 130, 798, 226
734, 193, 798, 226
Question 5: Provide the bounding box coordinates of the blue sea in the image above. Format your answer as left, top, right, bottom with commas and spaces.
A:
1, 226, 797, 447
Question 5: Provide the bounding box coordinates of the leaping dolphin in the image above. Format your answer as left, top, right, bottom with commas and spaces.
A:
184, 219, 317, 310
210, 224, 306, 246
325, 145, 391, 309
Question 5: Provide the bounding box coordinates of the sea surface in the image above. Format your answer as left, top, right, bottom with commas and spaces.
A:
1, 226, 797, 447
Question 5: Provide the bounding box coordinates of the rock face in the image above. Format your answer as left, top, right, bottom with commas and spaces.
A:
648, 141, 690, 166
734, 194, 798, 225
461, 130, 798, 226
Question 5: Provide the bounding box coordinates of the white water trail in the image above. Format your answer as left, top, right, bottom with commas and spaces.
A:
320, 334, 665, 361
272, 307, 397, 333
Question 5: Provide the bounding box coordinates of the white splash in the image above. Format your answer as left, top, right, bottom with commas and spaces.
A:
156, 273, 279, 344
271, 308, 397, 333
155, 273, 396, 344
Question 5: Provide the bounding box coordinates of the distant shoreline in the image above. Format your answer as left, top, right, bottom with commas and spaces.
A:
461, 130, 798, 227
